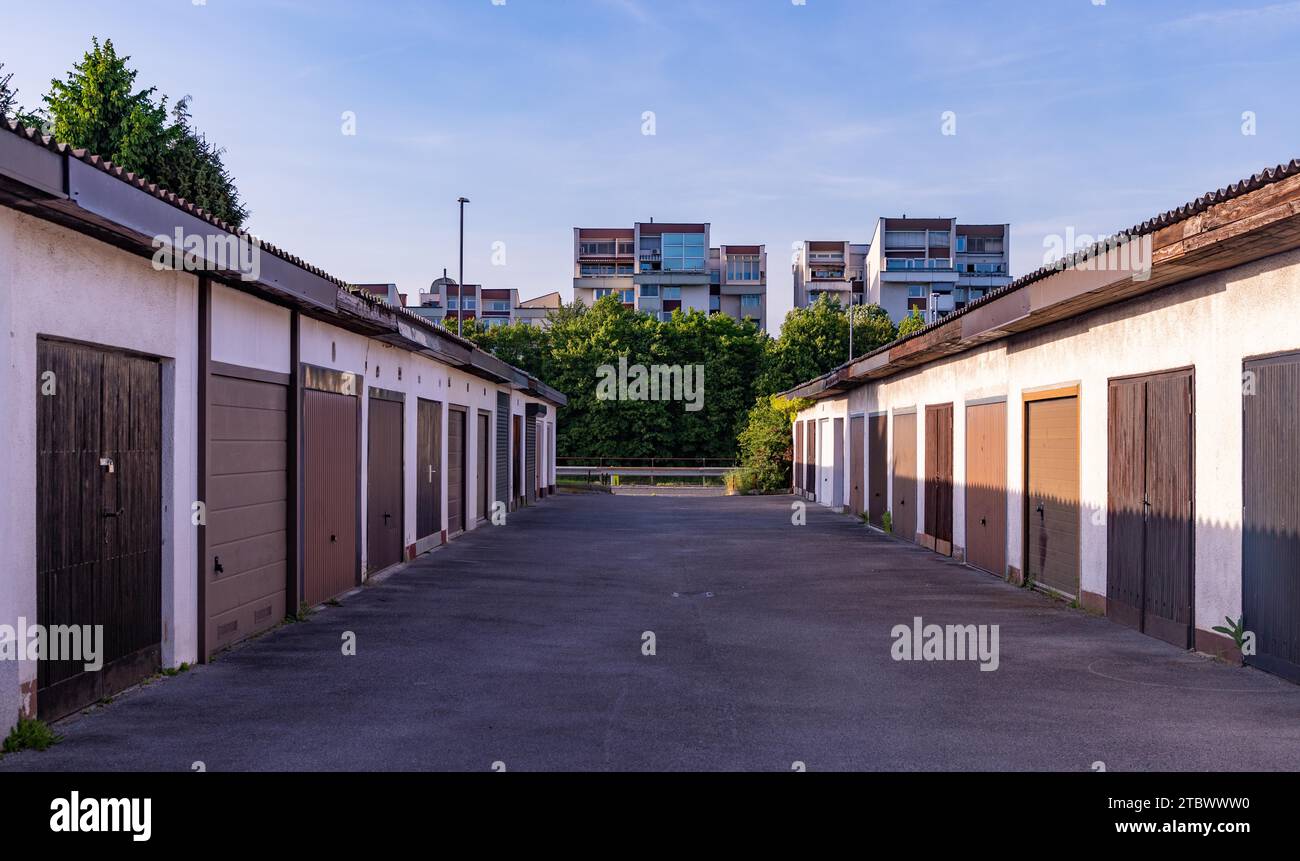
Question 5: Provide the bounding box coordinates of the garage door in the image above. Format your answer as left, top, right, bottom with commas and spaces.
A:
525, 406, 538, 503
303, 374, 359, 607
477, 410, 491, 522
793, 420, 803, 492
868, 413, 888, 528
924, 403, 954, 555
965, 400, 1007, 576
1025, 393, 1080, 596
496, 393, 509, 509
892, 411, 917, 543
417, 398, 442, 542
849, 415, 865, 516
366, 392, 403, 574
1107, 371, 1194, 647
206, 367, 288, 658
37, 340, 161, 720
1243, 353, 1300, 682
804, 419, 815, 498
448, 406, 467, 533
512, 414, 523, 507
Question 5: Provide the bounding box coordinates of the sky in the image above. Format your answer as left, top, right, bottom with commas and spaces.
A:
3, 0, 1300, 331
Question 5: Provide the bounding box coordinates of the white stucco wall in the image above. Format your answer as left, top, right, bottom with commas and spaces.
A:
0, 208, 199, 727
211, 283, 291, 374
839, 248, 1300, 636
795, 397, 848, 508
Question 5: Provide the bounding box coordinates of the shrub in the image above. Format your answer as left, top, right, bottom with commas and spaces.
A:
736, 395, 811, 493
3, 717, 61, 754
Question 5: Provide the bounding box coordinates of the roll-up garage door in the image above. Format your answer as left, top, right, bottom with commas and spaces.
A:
1243, 353, 1300, 682
1107, 371, 1194, 647
366, 391, 404, 574
1025, 393, 1080, 596
448, 406, 467, 534
512, 414, 523, 506
303, 370, 360, 607
525, 406, 538, 503
477, 410, 491, 522
206, 366, 289, 658
924, 403, 954, 555
868, 413, 888, 528
417, 399, 442, 543
965, 400, 1007, 576
849, 415, 865, 516
37, 340, 162, 720
496, 393, 510, 509
892, 411, 917, 543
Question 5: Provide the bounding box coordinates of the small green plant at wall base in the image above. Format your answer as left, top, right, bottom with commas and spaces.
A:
882, 511, 892, 534
1212, 616, 1248, 650
3, 717, 61, 754
160, 661, 192, 677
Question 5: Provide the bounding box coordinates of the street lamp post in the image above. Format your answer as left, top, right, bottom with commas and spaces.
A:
457, 196, 470, 337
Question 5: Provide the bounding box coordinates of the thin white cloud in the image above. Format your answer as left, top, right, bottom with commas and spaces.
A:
1169, 1, 1300, 29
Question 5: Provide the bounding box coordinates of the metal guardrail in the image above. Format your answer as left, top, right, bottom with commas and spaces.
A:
556, 457, 737, 487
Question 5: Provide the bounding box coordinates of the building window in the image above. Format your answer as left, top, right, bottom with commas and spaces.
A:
741, 294, 761, 309
709, 295, 720, 312
447, 297, 459, 309
928, 231, 950, 248
594, 288, 613, 299
907, 285, 928, 298
955, 235, 968, 253
727, 254, 762, 281
884, 230, 926, 249
579, 240, 616, 256
620, 289, 635, 303
617, 240, 635, 255
663, 286, 681, 300
640, 285, 659, 297
486, 300, 510, 311
661, 232, 706, 271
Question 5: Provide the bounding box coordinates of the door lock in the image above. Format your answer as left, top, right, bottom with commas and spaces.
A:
99, 457, 115, 474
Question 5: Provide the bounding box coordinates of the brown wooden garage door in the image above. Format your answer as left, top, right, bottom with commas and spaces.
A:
849, 415, 865, 516
1243, 353, 1300, 683
206, 367, 289, 657
37, 339, 162, 720
1025, 393, 1080, 596
417, 399, 442, 542
303, 376, 360, 607
448, 406, 467, 532
892, 411, 917, 543
868, 413, 888, 528
1107, 371, 1194, 648
366, 392, 404, 574
924, 403, 954, 555
965, 400, 1007, 577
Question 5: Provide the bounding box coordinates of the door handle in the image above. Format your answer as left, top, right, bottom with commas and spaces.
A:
1036, 502, 1044, 518
382, 513, 392, 523
214, 556, 224, 575
101, 507, 124, 518
980, 517, 987, 526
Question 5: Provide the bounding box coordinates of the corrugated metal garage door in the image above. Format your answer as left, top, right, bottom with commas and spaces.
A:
892, 411, 917, 543
525, 407, 538, 502
366, 392, 404, 573
1025, 394, 1080, 596
849, 415, 865, 516
1107, 371, 1194, 647
868, 413, 888, 528
512, 414, 522, 506
793, 420, 803, 492
924, 403, 954, 555
477, 410, 491, 522
304, 380, 359, 607
37, 340, 162, 720
496, 393, 509, 509
417, 398, 441, 542
448, 406, 467, 533
965, 400, 1007, 576
1243, 353, 1300, 682
207, 368, 288, 657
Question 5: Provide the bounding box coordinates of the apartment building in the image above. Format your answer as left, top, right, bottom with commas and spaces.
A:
792, 241, 870, 308
408, 275, 554, 329
865, 218, 1012, 321
572, 223, 767, 329
785, 158, 1300, 685
793, 221, 1012, 324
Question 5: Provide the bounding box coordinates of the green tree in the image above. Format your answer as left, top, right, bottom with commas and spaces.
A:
757, 294, 896, 395
897, 308, 926, 337
735, 395, 811, 493
40, 39, 247, 226
0, 62, 42, 127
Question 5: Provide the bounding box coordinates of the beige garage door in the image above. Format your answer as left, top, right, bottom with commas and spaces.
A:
1025, 393, 1080, 595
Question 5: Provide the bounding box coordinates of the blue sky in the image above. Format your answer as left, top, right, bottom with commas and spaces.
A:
3, 0, 1299, 330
